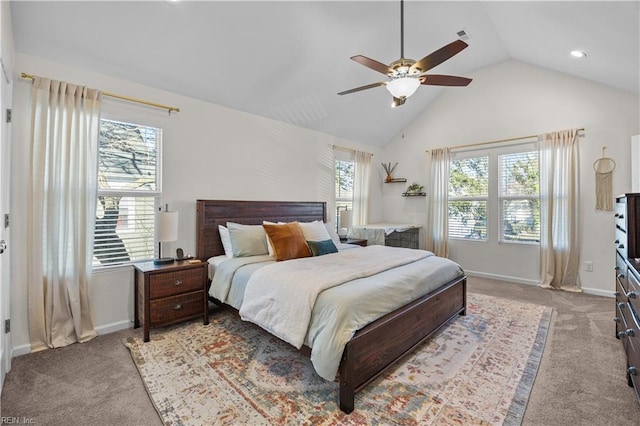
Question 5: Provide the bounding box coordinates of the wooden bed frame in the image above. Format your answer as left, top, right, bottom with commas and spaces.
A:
196, 199, 467, 413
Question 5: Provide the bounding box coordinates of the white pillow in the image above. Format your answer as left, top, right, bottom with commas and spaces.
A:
299, 220, 332, 242
218, 225, 233, 258
227, 222, 269, 257
324, 221, 342, 246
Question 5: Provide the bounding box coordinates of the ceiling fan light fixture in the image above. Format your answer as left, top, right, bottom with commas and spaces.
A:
386, 76, 420, 99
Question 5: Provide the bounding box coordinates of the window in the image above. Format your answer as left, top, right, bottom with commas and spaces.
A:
499, 151, 539, 242
448, 145, 539, 244
93, 119, 162, 267
335, 150, 354, 229
448, 156, 488, 240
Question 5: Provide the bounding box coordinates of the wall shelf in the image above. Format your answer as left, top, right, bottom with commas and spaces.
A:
385, 178, 407, 183
402, 192, 426, 197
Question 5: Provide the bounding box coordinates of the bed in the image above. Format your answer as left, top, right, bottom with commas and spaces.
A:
196, 199, 467, 413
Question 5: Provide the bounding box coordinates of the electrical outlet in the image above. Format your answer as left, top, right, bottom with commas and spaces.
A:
585, 261, 593, 272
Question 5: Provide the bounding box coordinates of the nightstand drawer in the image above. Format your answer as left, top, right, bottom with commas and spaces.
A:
150, 268, 204, 299
150, 291, 203, 325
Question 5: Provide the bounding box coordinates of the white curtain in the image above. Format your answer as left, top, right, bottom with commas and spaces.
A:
539, 129, 581, 292
352, 150, 372, 226
28, 77, 101, 350
426, 147, 451, 257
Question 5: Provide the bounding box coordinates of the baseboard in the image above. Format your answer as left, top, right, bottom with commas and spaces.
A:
465, 270, 614, 298
12, 343, 31, 357
95, 319, 133, 335
465, 270, 540, 286
11, 320, 133, 358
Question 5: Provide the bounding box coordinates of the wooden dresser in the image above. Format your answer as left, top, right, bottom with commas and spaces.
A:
614, 194, 640, 402
134, 260, 209, 342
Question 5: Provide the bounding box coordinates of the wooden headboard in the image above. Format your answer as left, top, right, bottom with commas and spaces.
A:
196, 200, 327, 261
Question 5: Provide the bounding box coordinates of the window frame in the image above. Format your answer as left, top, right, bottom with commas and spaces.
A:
334, 149, 355, 230
448, 142, 540, 246
92, 118, 163, 270
448, 153, 489, 242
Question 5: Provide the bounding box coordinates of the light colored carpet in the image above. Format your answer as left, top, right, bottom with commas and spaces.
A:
124, 293, 551, 425
3, 277, 639, 425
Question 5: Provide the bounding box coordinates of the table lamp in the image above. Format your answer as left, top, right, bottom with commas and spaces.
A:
154, 204, 178, 265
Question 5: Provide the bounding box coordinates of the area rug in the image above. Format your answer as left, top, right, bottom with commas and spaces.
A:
124, 293, 551, 425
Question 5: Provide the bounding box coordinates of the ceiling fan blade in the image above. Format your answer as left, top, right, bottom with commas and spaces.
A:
351, 55, 393, 75
410, 40, 469, 74
391, 97, 406, 108
420, 74, 472, 87
338, 81, 386, 96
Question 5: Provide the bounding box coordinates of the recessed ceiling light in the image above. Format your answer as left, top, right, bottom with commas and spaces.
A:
570, 50, 587, 58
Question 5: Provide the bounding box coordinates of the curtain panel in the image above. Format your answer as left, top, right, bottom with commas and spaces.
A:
28, 77, 101, 350
426, 147, 451, 257
539, 128, 581, 292
352, 151, 372, 227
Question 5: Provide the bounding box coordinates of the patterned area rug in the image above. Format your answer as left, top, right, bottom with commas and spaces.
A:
124, 293, 551, 425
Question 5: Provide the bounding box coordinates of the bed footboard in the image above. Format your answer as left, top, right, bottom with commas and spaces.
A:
338, 275, 467, 413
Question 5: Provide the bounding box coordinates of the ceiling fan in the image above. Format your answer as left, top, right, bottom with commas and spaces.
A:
338, 0, 472, 107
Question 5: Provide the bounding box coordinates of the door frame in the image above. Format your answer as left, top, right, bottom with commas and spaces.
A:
0, 56, 12, 391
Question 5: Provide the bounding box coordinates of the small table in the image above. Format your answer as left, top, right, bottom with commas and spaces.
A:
340, 238, 368, 247
134, 260, 209, 342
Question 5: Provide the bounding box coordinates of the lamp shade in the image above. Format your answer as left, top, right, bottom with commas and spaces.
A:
157, 210, 178, 242
386, 77, 420, 99
339, 209, 352, 229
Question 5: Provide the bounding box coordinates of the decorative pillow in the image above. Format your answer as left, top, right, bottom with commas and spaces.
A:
218, 225, 233, 258
262, 222, 311, 261
324, 221, 342, 246
307, 239, 338, 256
299, 220, 332, 242
226, 222, 269, 257
263, 221, 285, 256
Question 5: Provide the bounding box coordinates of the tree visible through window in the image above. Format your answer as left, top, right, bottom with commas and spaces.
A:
93, 119, 161, 267
449, 156, 488, 240
335, 159, 354, 229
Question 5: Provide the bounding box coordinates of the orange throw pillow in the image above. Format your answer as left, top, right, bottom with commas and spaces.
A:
262, 222, 311, 261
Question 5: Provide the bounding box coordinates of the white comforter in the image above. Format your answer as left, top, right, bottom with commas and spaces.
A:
210, 246, 463, 380
239, 245, 429, 349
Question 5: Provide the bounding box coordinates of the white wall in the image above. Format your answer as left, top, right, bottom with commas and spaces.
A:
10, 53, 381, 354
374, 60, 640, 295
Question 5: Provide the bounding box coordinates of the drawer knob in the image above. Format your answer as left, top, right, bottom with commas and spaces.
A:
615, 239, 620, 244
620, 214, 625, 219
614, 291, 620, 297
617, 274, 625, 280
629, 366, 638, 376
174, 280, 183, 286
626, 290, 639, 299
614, 316, 620, 323
615, 266, 620, 270
174, 304, 183, 310
618, 302, 626, 309
619, 244, 625, 249
615, 213, 620, 217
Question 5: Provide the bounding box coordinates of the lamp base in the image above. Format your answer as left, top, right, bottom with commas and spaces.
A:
153, 257, 174, 265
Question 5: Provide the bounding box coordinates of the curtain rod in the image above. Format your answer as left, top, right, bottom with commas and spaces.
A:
426, 127, 585, 152
20, 72, 180, 113
331, 144, 374, 156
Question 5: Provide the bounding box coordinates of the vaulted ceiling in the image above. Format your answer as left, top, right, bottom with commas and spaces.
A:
11, 1, 640, 147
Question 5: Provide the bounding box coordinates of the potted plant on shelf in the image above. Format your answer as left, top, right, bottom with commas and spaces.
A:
404, 182, 424, 196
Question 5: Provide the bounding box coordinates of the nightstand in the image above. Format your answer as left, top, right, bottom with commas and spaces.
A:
340, 238, 368, 247
134, 260, 209, 342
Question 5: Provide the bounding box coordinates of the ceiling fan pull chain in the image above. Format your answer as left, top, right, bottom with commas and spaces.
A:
400, 0, 404, 59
